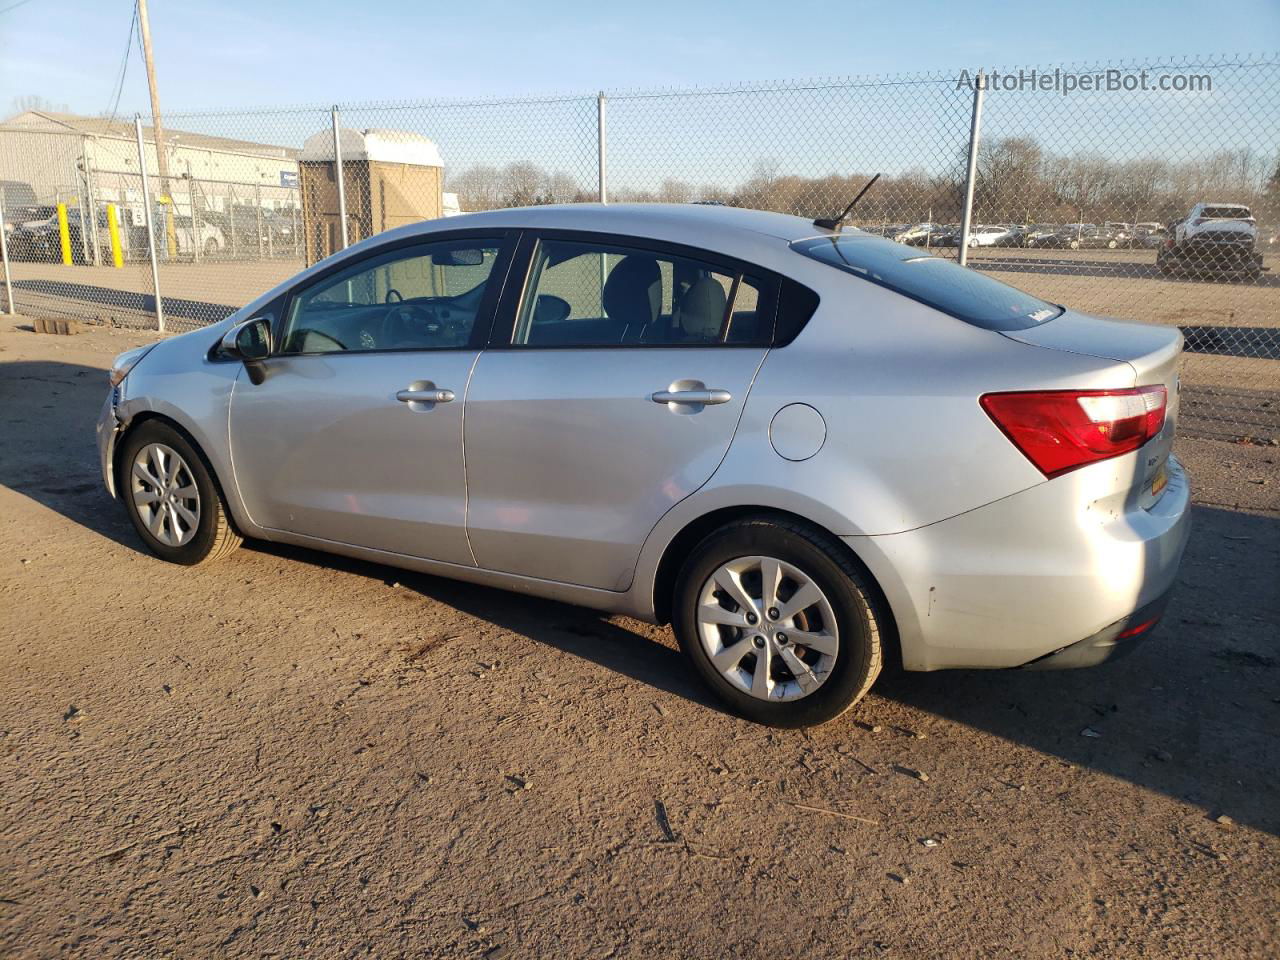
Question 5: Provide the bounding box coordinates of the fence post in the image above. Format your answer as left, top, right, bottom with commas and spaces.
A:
596, 91, 608, 204
85, 139, 102, 267
135, 114, 166, 332
331, 105, 349, 250
957, 69, 985, 267
0, 192, 12, 315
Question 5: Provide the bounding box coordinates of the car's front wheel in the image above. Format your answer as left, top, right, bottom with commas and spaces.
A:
119, 420, 242, 565
673, 517, 885, 727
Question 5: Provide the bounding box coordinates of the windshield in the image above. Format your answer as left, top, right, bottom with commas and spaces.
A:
792, 234, 1062, 331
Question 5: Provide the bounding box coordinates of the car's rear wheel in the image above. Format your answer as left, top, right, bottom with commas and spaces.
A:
673, 517, 884, 727
119, 420, 242, 565
203, 236, 219, 256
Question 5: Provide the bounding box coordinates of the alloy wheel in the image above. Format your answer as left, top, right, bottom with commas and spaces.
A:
130, 442, 201, 547
696, 555, 839, 702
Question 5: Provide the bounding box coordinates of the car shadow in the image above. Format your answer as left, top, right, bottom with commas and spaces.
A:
247, 505, 1279, 835
3, 357, 1276, 834
246, 538, 723, 711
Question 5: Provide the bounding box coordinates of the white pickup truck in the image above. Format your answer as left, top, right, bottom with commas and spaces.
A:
1157, 202, 1264, 280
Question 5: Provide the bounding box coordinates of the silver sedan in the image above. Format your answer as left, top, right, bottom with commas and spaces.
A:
98, 204, 1191, 727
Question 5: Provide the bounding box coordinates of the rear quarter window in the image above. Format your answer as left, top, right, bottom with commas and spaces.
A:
792, 234, 1061, 332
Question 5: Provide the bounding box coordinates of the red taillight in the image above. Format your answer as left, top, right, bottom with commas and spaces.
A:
980, 386, 1167, 478
1116, 616, 1160, 640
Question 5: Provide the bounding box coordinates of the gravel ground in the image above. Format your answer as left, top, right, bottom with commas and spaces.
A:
1, 316, 1277, 959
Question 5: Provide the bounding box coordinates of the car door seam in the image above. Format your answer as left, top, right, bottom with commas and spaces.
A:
224, 364, 262, 530
461, 349, 484, 566
617, 345, 773, 593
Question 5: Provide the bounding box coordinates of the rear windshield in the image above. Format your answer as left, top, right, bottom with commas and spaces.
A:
792, 234, 1062, 331
1202, 206, 1252, 220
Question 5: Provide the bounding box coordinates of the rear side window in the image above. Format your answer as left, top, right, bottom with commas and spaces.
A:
792, 234, 1061, 331
511, 238, 775, 347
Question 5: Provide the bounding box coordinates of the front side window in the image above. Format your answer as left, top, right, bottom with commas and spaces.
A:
510, 238, 771, 347
281, 238, 502, 354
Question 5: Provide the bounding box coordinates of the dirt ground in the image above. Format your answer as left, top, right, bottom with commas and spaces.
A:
0, 317, 1277, 959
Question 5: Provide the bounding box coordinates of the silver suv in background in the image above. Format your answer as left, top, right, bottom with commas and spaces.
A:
98, 204, 1191, 727
1159, 202, 1264, 280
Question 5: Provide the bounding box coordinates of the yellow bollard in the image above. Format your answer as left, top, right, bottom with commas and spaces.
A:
106, 204, 124, 268
56, 203, 73, 265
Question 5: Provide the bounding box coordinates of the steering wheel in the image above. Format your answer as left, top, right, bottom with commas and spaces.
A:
382, 301, 441, 347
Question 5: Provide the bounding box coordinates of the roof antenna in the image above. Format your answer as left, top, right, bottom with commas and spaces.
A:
814, 173, 881, 231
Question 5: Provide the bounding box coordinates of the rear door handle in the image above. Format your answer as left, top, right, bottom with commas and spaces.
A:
651, 389, 731, 405
396, 387, 454, 404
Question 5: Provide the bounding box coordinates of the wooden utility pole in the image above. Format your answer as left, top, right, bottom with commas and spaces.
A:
136, 0, 176, 256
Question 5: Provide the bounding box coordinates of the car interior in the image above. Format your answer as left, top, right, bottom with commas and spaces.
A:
514, 240, 767, 347
281, 244, 497, 353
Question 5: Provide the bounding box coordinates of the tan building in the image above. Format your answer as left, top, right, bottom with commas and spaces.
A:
298, 128, 445, 262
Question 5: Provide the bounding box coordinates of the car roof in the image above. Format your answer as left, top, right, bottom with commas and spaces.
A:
335, 202, 846, 276
393, 202, 833, 244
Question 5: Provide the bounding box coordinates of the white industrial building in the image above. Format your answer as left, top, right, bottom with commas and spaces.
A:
0, 111, 301, 226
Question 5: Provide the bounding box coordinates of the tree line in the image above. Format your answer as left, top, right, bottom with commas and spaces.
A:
447, 138, 1280, 226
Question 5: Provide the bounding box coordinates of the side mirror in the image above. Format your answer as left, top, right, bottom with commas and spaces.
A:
220, 317, 272, 383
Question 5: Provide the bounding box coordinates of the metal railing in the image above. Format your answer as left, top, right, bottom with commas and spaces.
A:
1, 53, 1276, 440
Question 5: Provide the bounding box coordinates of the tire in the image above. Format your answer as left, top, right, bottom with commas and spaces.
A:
119, 420, 242, 565
1107, 240, 1117, 249
203, 237, 219, 256
1069, 240, 1081, 250
672, 516, 885, 728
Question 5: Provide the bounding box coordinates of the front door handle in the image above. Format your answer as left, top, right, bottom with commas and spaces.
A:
651, 389, 731, 405
396, 388, 455, 404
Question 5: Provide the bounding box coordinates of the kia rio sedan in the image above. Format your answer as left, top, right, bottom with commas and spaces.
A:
98, 204, 1190, 727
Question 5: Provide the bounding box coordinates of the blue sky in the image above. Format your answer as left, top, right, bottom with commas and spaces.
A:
1, 0, 1278, 114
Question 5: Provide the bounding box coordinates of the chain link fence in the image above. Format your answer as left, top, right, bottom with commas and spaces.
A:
1, 54, 1276, 440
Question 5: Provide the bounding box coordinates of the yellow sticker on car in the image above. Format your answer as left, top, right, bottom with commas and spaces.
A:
1151, 463, 1168, 498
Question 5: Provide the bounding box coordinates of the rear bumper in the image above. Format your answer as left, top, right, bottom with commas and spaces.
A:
847, 453, 1192, 671
1021, 588, 1171, 670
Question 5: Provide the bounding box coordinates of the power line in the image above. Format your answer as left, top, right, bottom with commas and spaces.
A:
0, 0, 37, 16
104, 0, 139, 130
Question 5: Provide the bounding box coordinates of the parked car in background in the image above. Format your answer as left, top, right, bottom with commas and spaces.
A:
935, 224, 1012, 248
9, 206, 105, 263
96, 204, 1190, 727
892, 223, 938, 246
1073, 225, 1124, 249
1133, 222, 1165, 249
1104, 223, 1134, 247
1025, 224, 1063, 248
1158, 203, 1263, 280
179, 216, 227, 257
993, 224, 1029, 247
1044, 224, 1121, 250
207, 206, 296, 255
1, 181, 43, 244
